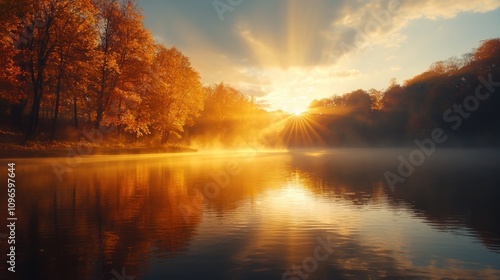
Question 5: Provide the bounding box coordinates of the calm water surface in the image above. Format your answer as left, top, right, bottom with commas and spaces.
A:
1, 149, 500, 280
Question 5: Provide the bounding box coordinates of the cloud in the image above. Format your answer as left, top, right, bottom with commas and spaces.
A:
239, 84, 271, 98
330, 69, 361, 78
386, 55, 397, 61
228, 0, 500, 67
144, 0, 500, 70
140, 0, 500, 111
323, 0, 500, 63
397, 0, 500, 20
242, 88, 269, 98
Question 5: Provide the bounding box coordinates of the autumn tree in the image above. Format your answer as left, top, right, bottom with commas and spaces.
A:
4, 0, 100, 140
192, 83, 263, 147
8, 0, 59, 139
0, 0, 22, 108
474, 38, 500, 61
45, 0, 97, 139
143, 45, 204, 144
203, 83, 257, 129
90, 0, 154, 130
472, 38, 500, 78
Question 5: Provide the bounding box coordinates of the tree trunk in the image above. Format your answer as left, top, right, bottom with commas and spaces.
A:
51, 63, 64, 140
11, 101, 26, 128
162, 130, 171, 145
50, 87, 61, 140
26, 89, 41, 141
95, 47, 109, 129
95, 99, 103, 129
73, 95, 78, 128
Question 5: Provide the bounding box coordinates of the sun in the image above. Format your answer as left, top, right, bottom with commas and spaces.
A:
292, 109, 306, 116
286, 105, 309, 116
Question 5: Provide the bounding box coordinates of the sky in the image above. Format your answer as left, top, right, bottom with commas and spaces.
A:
137, 0, 500, 113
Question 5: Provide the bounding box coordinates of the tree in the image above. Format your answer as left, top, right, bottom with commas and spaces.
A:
144, 45, 204, 144
13, 0, 63, 139
344, 89, 373, 116
473, 39, 500, 77
46, 0, 97, 139
474, 38, 500, 61
6, 0, 99, 140
0, 0, 22, 107
191, 83, 264, 147
90, 0, 154, 130
202, 83, 258, 130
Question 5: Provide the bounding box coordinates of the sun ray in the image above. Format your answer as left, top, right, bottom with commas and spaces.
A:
280, 111, 328, 148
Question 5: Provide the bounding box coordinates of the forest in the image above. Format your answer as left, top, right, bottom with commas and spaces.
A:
306, 38, 500, 148
1, 0, 500, 151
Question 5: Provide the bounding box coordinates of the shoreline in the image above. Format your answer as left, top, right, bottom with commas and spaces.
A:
0, 145, 197, 159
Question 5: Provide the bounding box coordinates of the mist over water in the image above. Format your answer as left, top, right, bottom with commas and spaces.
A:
1, 148, 500, 280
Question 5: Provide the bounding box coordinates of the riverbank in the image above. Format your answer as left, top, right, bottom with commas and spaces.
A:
0, 125, 198, 158
0, 144, 197, 158
0, 141, 197, 159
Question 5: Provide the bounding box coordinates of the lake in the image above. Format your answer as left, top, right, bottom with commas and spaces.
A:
1, 149, 500, 280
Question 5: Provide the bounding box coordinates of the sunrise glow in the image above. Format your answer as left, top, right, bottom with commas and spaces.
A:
3, 1, 500, 279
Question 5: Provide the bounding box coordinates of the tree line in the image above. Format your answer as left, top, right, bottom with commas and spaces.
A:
0, 0, 263, 146
1, 0, 499, 149
307, 38, 500, 148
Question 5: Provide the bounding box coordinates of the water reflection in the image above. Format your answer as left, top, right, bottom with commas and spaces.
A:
0, 149, 499, 279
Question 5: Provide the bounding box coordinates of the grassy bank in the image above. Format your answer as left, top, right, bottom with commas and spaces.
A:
0, 144, 197, 159
0, 128, 197, 159
0, 141, 197, 158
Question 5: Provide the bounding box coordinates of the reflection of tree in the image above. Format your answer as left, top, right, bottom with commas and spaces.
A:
390, 151, 500, 253
288, 150, 500, 253
8, 159, 203, 280
4, 150, 500, 279
203, 151, 500, 279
